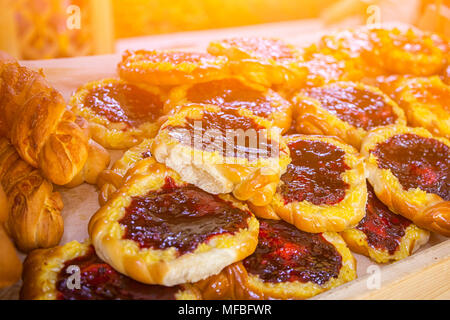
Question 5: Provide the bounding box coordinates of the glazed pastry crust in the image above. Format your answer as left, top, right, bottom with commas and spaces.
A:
249, 135, 367, 233
293, 81, 406, 149
89, 158, 259, 286
69, 78, 165, 149
164, 77, 293, 133
196, 232, 356, 300
20, 241, 201, 300
152, 104, 291, 206
361, 125, 450, 236
207, 37, 306, 88
341, 224, 429, 263
118, 50, 229, 86
395, 76, 450, 139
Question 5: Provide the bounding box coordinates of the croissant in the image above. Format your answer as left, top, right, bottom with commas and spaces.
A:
0, 57, 90, 185
0, 137, 64, 252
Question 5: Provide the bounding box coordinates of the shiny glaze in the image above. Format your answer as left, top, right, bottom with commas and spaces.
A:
56, 246, 181, 300
243, 219, 342, 285
124, 50, 218, 65
279, 139, 350, 205
303, 85, 398, 130
410, 83, 450, 113
119, 177, 251, 255
373, 133, 449, 200
221, 38, 295, 60
84, 82, 163, 126
357, 184, 412, 254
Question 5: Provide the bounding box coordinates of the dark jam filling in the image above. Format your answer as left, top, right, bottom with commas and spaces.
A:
119, 177, 251, 255
56, 246, 180, 300
373, 133, 449, 200
84, 83, 163, 126
167, 110, 277, 159
243, 219, 342, 285
303, 86, 398, 130
280, 139, 350, 205
357, 184, 412, 254
186, 79, 274, 117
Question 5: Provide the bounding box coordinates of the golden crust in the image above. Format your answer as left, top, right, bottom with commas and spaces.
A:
164, 77, 293, 133
118, 50, 229, 86
196, 232, 356, 300
293, 81, 406, 149
152, 104, 291, 206
394, 76, 450, 139
249, 135, 367, 233
20, 241, 201, 300
69, 78, 165, 149
208, 37, 306, 88
361, 125, 450, 236
89, 158, 259, 286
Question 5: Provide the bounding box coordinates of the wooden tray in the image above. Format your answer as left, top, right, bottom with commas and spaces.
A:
1, 20, 449, 300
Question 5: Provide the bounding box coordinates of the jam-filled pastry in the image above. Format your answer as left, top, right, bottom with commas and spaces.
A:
293, 81, 406, 149
341, 184, 430, 263
249, 135, 366, 233
196, 219, 356, 300
118, 50, 228, 86
20, 241, 201, 300
164, 77, 293, 133
89, 158, 259, 286
394, 76, 450, 139
207, 37, 306, 87
152, 104, 291, 206
97, 139, 153, 205
69, 78, 165, 149
361, 125, 450, 236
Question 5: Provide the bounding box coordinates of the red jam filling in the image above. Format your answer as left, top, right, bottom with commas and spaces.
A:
167, 109, 277, 159
357, 184, 412, 254
243, 219, 342, 285
56, 246, 181, 300
303, 85, 398, 130
280, 139, 350, 205
222, 38, 295, 60
84, 83, 163, 126
119, 177, 251, 255
373, 133, 449, 200
186, 79, 275, 117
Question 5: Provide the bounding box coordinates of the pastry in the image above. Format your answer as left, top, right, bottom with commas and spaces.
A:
118, 50, 228, 86
0, 137, 63, 252
20, 241, 201, 300
164, 77, 293, 133
152, 104, 291, 206
341, 184, 430, 263
196, 219, 356, 300
293, 81, 406, 149
249, 135, 366, 233
89, 158, 259, 286
361, 125, 450, 236
394, 76, 450, 139
69, 78, 165, 149
207, 37, 306, 87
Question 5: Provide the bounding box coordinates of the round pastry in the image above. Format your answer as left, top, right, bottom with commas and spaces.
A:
20, 241, 201, 300
164, 77, 293, 133
394, 76, 450, 139
152, 104, 291, 206
89, 158, 259, 286
249, 135, 366, 233
118, 50, 228, 86
196, 219, 356, 300
97, 139, 153, 205
293, 81, 406, 149
341, 184, 430, 263
361, 125, 450, 236
69, 78, 165, 149
207, 37, 306, 87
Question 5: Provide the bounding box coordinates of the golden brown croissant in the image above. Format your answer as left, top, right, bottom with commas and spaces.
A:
0, 138, 64, 252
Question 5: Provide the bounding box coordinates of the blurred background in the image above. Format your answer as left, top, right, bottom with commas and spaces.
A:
0, 0, 448, 60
